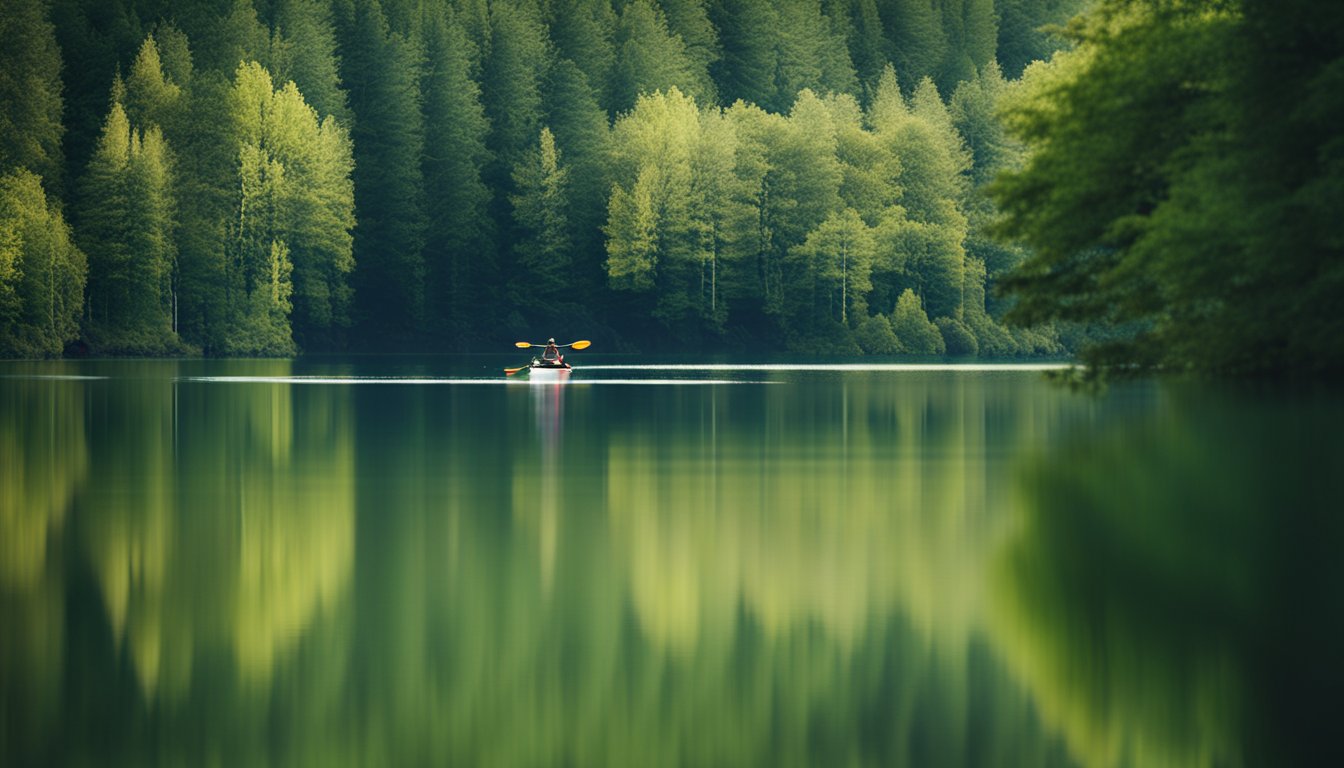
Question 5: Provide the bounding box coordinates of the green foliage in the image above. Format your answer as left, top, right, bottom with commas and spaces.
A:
9, 0, 1084, 358
78, 97, 184, 354
891, 287, 945, 354
510, 127, 572, 318
218, 62, 355, 355
422, 3, 495, 344
936, 314, 977, 355
994, 0, 1344, 373
855, 311, 899, 354
0, 169, 85, 357
547, 0, 618, 113
708, 0, 780, 109
786, 208, 875, 327
613, 0, 712, 113
339, 0, 426, 340
0, 0, 65, 191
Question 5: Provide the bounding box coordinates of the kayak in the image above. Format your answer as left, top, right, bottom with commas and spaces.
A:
526, 361, 571, 382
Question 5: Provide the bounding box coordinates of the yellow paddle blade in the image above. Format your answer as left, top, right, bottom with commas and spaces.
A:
515, 341, 533, 348
569, 340, 591, 350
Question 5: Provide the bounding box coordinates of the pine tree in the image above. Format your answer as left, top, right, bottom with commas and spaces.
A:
543, 59, 611, 308
658, 0, 720, 98
890, 286, 944, 353
78, 89, 181, 353
547, 0, 618, 113
510, 127, 571, 319
422, 3, 495, 344
0, 0, 65, 192
613, 0, 710, 113
338, 0, 427, 341
271, 0, 350, 122
0, 170, 86, 357
708, 0, 780, 109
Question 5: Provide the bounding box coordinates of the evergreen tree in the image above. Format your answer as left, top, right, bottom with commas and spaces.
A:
658, 0, 721, 96
708, 0, 780, 109
868, 73, 969, 320
547, 0, 618, 114
996, 0, 1086, 78
270, 0, 350, 122
123, 34, 183, 131
880, 0, 947, 91
0, 170, 86, 357
268, 82, 356, 350
422, 3, 495, 344
613, 0, 711, 113
510, 127, 571, 319
774, 0, 857, 106
543, 59, 612, 308
481, 0, 549, 288
338, 0, 427, 341
0, 0, 65, 192
77, 88, 181, 353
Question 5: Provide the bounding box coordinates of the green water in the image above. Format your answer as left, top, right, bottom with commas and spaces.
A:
2, 358, 1341, 767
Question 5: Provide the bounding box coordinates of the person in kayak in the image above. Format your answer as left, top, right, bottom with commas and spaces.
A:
541, 338, 563, 364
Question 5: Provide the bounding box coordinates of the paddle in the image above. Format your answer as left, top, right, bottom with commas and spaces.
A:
514, 340, 592, 349
504, 365, 529, 375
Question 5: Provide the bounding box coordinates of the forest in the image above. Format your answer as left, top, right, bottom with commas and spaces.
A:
1, 0, 1086, 357
3, 0, 1339, 369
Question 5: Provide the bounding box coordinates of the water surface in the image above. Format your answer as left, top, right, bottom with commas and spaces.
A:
2, 357, 1341, 766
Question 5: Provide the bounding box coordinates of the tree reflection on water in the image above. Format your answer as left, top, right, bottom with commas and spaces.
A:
1, 364, 1341, 766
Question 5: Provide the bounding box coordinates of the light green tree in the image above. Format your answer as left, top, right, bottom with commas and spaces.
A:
0, 169, 86, 357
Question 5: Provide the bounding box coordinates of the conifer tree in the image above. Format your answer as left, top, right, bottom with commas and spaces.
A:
338, 0, 427, 341
271, 0, 350, 122
613, 0, 711, 113
0, 170, 86, 357
0, 0, 65, 192
422, 3, 495, 343
547, 0, 618, 113
708, 0, 780, 109
543, 59, 612, 306
78, 96, 181, 352
510, 127, 571, 319
788, 208, 875, 326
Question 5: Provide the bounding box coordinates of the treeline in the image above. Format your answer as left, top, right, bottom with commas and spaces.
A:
0, 0, 1083, 357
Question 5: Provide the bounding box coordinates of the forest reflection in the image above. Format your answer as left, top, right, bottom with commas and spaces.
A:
2, 365, 1340, 766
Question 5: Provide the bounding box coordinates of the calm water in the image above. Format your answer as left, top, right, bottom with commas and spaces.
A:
2, 357, 1342, 767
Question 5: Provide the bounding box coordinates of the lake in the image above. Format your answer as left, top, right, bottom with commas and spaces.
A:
2, 357, 1342, 767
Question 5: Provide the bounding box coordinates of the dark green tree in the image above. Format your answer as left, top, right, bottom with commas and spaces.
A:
510, 127, 571, 319
547, 0, 618, 113
270, 0, 350, 122
708, 0, 779, 109
421, 3, 495, 344
0, 0, 65, 192
613, 0, 712, 113
993, 0, 1344, 373
542, 59, 611, 308
338, 0, 427, 341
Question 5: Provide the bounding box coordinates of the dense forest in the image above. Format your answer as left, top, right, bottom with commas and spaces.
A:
1, 0, 1092, 356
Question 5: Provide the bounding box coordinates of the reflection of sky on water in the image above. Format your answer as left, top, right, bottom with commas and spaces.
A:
2, 360, 1342, 766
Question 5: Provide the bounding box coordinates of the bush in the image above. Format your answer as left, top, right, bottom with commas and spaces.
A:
936, 316, 979, 356
891, 289, 946, 355
857, 313, 900, 354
